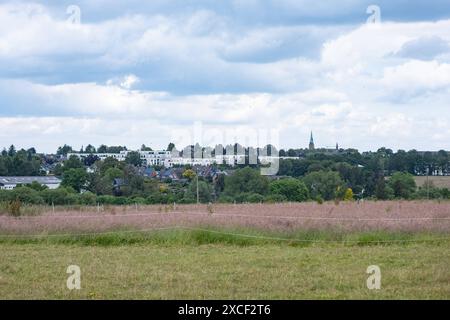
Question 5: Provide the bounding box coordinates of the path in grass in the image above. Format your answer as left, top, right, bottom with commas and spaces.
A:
1, 241, 448, 299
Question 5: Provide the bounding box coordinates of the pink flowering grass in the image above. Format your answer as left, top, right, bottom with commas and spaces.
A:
0, 201, 449, 236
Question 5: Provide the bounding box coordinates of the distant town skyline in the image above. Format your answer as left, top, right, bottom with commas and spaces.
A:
1, 1, 450, 152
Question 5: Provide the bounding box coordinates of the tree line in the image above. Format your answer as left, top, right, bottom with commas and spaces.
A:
1, 163, 449, 209
0, 144, 449, 209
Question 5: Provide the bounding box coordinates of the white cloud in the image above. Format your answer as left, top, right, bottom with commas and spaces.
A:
394, 35, 450, 60
106, 74, 140, 89
382, 60, 450, 91
0, 2, 450, 152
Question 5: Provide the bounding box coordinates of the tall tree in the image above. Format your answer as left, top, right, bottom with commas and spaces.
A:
61, 168, 88, 192
125, 151, 143, 167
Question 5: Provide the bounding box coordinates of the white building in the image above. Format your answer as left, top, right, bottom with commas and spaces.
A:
139, 150, 172, 167
67, 149, 299, 168
171, 157, 215, 166
0, 176, 61, 190
67, 150, 173, 167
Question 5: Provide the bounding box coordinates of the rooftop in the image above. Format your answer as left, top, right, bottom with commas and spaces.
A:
0, 176, 61, 185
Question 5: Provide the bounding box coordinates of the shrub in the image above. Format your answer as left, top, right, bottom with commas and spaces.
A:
270, 178, 309, 202
65, 193, 80, 205
442, 188, 450, 199
234, 192, 252, 203
303, 171, 344, 201
146, 193, 171, 204
80, 191, 97, 205
41, 188, 66, 205
388, 172, 416, 199
97, 195, 117, 205
112, 197, 130, 205
217, 195, 234, 203
224, 167, 270, 197
245, 193, 265, 203
0, 190, 13, 203
264, 194, 287, 203
343, 188, 354, 201
10, 187, 44, 205
131, 197, 146, 205
8, 199, 22, 216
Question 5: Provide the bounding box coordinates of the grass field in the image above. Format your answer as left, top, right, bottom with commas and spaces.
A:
0, 202, 449, 299
415, 176, 450, 188
0, 237, 449, 299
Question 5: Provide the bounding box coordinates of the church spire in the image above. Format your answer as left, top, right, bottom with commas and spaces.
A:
309, 131, 315, 150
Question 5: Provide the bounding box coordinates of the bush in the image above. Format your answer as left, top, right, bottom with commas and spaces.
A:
10, 187, 44, 205
80, 191, 97, 205
442, 188, 450, 199
8, 199, 22, 216
233, 192, 251, 203
224, 167, 269, 197
264, 194, 287, 203
97, 195, 134, 205
343, 188, 354, 201
388, 172, 416, 199
41, 188, 70, 205
303, 171, 344, 201
131, 197, 146, 205
97, 195, 117, 205
270, 178, 309, 202
217, 195, 234, 203
65, 193, 80, 205
0, 190, 14, 203
146, 193, 171, 204
245, 193, 265, 203
316, 196, 324, 204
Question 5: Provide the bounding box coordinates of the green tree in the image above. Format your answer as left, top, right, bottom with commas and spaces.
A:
375, 176, 394, 200
167, 143, 175, 152
8, 145, 16, 157
182, 169, 197, 181
97, 157, 122, 175
63, 155, 84, 172
104, 167, 124, 180
106, 146, 127, 153
224, 167, 269, 196
97, 145, 108, 153
0, 157, 7, 175
141, 144, 152, 151
80, 191, 97, 205
10, 186, 44, 204
270, 178, 309, 202
185, 180, 212, 203
62, 168, 88, 192
121, 165, 145, 196
85, 144, 96, 154
388, 172, 417, 199
56, 144, 73, 156
125, 151, 142, 167
303, 170, 344, 201
27, 181, 48, 192
343, 188, 354, 201
41, 188, 73, 205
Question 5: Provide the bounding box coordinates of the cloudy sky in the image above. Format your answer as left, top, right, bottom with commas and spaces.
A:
1, 1, 450, 153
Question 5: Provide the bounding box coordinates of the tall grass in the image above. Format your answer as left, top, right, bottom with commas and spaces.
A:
0, 227, 447, 247
1, 201, 449, 247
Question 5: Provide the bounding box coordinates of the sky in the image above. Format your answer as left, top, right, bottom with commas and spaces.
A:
1, 0, 450, 153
